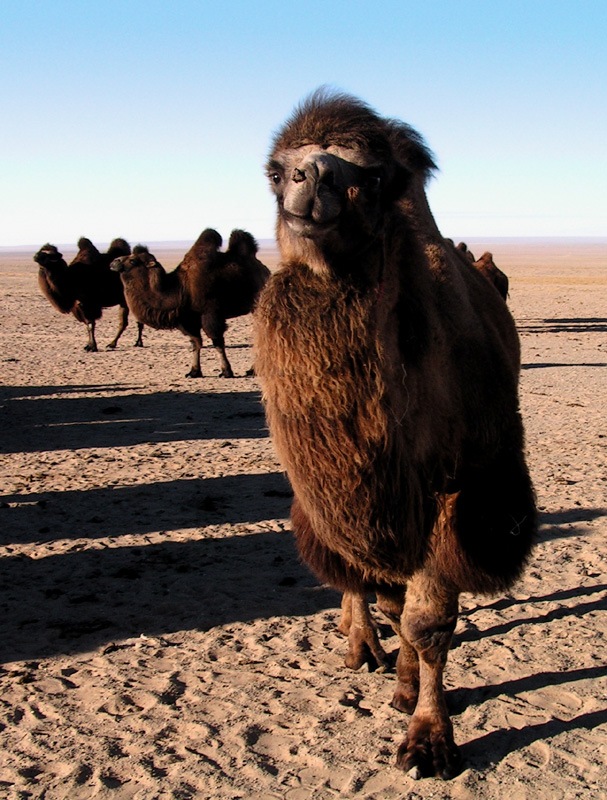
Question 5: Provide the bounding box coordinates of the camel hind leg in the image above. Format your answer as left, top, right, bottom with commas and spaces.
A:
338, 592, 389, 671
375, 588, 420, 714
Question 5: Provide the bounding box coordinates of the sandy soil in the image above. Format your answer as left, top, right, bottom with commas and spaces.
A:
0, 239, 606, 799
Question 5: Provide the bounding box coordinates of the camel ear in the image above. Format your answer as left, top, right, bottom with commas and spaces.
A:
386, 161, 414, 201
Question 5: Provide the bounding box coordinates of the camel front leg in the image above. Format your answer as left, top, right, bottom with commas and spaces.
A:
134, 322, 144, 347
338, 592, 389, 671
201, 313, 233, 378
107, 306, 128, 349
185, 333, 203, 378
395, 571, 462, 780
84, 320, 98, 352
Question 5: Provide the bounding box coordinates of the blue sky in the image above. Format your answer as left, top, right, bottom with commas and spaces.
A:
1, 0, 605, 246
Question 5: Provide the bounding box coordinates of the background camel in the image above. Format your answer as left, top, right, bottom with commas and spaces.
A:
254, 90, 536, 780
455, 241, 510, 299
111, 229, 269, 378
35, 238, 144, 351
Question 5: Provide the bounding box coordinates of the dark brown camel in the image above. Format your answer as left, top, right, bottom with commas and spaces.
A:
111, 229, 270, 378
35, 238, 144, 351
455, 241, 510, 299
254, 90, 536, 780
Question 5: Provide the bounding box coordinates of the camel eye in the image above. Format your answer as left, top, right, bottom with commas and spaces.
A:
269, 172, 282, 186
367, 174, 381, 190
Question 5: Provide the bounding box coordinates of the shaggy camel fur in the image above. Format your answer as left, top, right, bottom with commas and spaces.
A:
111, 229, 269, 378
254, 91, 536, 780
35, 238, 144, 351
455, 241, 509, 299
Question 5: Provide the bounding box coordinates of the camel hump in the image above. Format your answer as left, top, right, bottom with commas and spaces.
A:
107, 238, 131, 258
77, 237, 99, 255
228, 229, 258, 258
193, 229, 223, 251
456, 242, 475, 262
478, 251, 494, 265
132, 244, 150, 256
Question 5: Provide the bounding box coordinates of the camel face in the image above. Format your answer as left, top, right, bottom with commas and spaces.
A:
110, 250, 156, 275
266, 91, 435, 271
34, 245, 66, 271
268, 144, 386, 258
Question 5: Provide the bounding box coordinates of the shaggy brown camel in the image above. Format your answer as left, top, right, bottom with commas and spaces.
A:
254, 90, 536, 780
111, 229, 270, 378
35, 238, 144, 351
455, 241, 509, 299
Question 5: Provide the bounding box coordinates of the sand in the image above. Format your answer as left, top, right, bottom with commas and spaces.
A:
0, 239, 606, 799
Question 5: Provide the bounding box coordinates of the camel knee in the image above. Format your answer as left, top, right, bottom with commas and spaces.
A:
401, 609, 457, 665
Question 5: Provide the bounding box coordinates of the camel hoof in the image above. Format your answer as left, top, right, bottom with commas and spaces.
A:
395, 726, 462, 780
390, 681, 418, 715
186, 369, 202, 378
344, 639, 389, 673
106, 343, 117, 350
220, 370, 235, 378
84, 345, 97, 352
134, 341, 144, 348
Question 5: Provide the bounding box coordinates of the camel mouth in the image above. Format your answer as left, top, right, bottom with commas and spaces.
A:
110, 257, 125, 272
283, 212, 338, 240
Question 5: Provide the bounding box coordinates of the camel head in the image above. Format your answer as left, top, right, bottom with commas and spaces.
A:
266, 89, 436, 272
33, 243, 67, 271
110, 246, 157, 275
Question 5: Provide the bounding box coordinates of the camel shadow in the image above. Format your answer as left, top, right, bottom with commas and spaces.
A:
0, 472, 293, 545
536, 506, 607, 540
0, 529, 339, 664
519, 316, 607, 335
449, 664, 607, 715
455, 585, 607, 646
522, 362, 607, 369
0, 385, 268, 453
461, 707, 607, 770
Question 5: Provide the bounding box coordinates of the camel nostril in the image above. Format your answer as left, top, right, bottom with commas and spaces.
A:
292, 168, 306, 183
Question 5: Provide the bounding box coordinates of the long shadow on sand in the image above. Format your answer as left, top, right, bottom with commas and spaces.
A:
0, 386, 267, 453
462, 706, 607, 770
519, 316, 607, 335
0, 529, 339, 664
456, 588, 607, 646
1, 472, 293, 545
450, 664, 607, 716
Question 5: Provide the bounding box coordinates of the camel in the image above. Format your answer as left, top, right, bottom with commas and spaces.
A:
455, 241, 509, 299
35, 238, 144, 351
254, 90, 536, 780
111, 229, 270, 378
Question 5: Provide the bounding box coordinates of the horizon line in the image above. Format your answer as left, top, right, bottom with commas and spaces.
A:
3, 235, 607, 253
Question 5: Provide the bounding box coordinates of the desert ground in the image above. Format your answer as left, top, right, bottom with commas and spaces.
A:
1, 238, 606, 800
